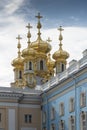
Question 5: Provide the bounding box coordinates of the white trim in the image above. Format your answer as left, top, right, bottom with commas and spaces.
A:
0, 102, 18, 107
0, 102, 40, 108
19, 104, 40, 108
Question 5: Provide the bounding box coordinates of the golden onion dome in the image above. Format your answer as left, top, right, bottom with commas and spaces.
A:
12, 35, 24, 68
47, 53, 55, 68
53, 48, 69, 60
12, 56, 24, 67
31, 38, 51, 53
31, 13, 51, 53
53, 26, 69, 60
22, 46, 36, 58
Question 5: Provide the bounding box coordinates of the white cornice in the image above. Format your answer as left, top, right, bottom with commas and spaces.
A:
0, 102, 40, 108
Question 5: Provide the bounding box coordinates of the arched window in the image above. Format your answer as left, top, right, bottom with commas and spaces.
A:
19, 70, 22, 79
59, 102, 64, 116
40, 60, 44, 70
60, 120, 64, 130
69, 98, 74, 112
61, 64, 64, 72
70, 116, 75, 130
43, 111, 46, 123
29, 61, 32, 70
80, 111, 87, 130
51, 107, 55, 120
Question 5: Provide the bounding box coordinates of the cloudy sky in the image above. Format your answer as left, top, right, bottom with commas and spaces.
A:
0, 0, 87, 87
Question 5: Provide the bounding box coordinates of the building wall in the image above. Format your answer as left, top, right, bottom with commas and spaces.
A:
18, 106, 41, 130
41, 66, 87, 130
0, 94, 41, 130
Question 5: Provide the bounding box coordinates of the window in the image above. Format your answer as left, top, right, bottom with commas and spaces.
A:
24, 114, 32, 123
19, 70, 22, 79
51, 107, 55, 120
61, 64, 65, 72
59, 102, 64, 116
80, 111, 87, 130
29, 61, 32, 70
0, 113, 1, 122
80, 92, 86, 107
43, 111, 46, 123
40, 60, 44, 70
43, 127, 46, 130
59, 120, 64, 130
69, 98, 74, 112
69, 116, 75, 130
51, 123, 55, 130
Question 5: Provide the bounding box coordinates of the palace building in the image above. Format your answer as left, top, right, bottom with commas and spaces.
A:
0, 13, 87, 130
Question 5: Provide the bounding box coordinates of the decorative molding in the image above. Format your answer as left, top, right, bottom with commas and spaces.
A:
0, 102, 40, 108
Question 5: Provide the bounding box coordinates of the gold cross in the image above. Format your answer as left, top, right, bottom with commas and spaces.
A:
16, 35, 22, 41
16, 35, 22, 49
35, 12, 43, 19
26, 23, 32, 29
58, 26, 64, 32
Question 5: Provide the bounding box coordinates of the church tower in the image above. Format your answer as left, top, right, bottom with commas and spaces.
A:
11, 13, 69, 89
30, 13, 52, 84
22, 23, 36, 88
11, 35, 24, 87
53, 26, 69, 74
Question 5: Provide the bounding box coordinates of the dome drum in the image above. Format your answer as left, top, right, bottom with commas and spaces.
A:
24, 70, 34, 75
55, 59, 67, 64
35, 70, 48, 77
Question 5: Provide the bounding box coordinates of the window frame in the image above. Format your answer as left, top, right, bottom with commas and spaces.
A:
69, 115, 75, 130
29, 61, 32, 70
80, 92, 86, 107
24, 114, 32, 123
59, 120, 65, 130
43, 111, 46, 123
51, 107, 55, 120
51, 123, 55, 130
59, 102, 64, 116
0, 113, 1, 122
69, 97, 75, 112
40, 60, 44, 70
80, 111, 87, 130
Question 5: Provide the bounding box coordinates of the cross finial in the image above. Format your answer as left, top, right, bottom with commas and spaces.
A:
47, 37, 52, 43
26, 23, 32, 30
58, 26, 64, 42
35, 13, 43, 39
35, 12, 43, 19
58, 26, 64, 32
58, 26, 64, 50
26, 23, 32, 46
16, 34, 22, 40
16, 35, 22, 46
16, 35, 22, 57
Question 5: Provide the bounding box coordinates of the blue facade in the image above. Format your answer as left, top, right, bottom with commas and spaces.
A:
41, 63, 87, 130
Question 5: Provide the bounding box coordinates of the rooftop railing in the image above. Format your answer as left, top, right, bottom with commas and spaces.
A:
42, 55, 87, 91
